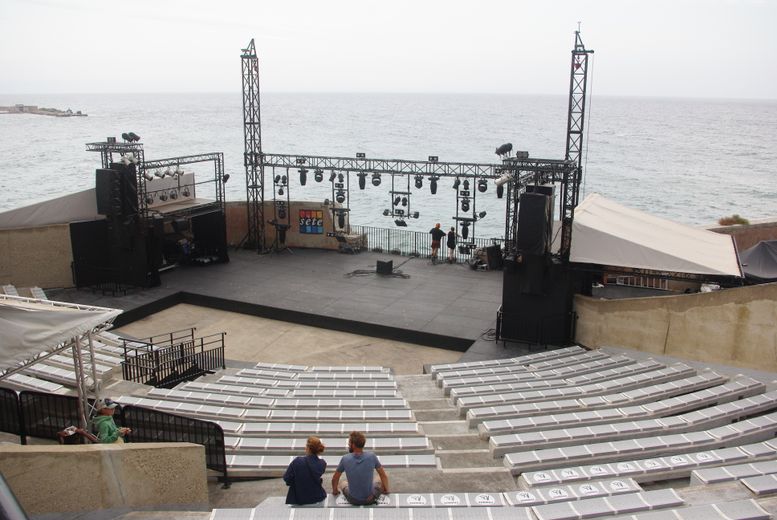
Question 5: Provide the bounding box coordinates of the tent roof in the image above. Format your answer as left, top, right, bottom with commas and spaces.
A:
0, 188, 102, 230
0, 295, 122, 378
569, 193, 742, 277
740, 240, 777, 281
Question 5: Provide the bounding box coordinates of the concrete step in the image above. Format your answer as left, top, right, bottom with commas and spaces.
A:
407, 398, 455, 410
437, 450, 505, 469
414, 409, 462, 421
430, 434, 490, 451
420, 420, 473, 436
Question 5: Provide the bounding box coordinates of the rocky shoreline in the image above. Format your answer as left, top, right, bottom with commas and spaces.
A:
0, 104, 87, 117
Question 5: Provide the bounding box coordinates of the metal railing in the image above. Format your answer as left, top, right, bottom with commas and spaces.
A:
122, 332, 226, 388
614, 275, 670, 291
18, 391, 82, 444
0, 388, 22, 442
121, 405, 229, 487
349, 224, 503, 262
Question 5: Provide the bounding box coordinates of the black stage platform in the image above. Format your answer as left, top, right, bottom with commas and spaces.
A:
56, 249, 538, 363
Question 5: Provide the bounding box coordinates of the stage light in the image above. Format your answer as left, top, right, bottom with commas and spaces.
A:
371, 173, 381, 186
393, 196, 401, 206
495, 143, 513, 156
356, 152, 366, 159
128, 132, 141, 142
412, 211, 419, 219
121, 133, 130, 142
154, 170, 165, 179
278, 187, 284, 196
174, 166, 183, 178
461, 221, 470, 240
299, 168, 308, 185
453, 178, 460, 190
494, 172, 511, 187
182, 187, 191, 197
395, 209, 405, 216
159, 192, 168, 202
164, 167, 172, 177
357, 172, 367, 190
222, 174, 230, 183
429, 175, 439, 194
338, 212, 346, 229
477, 179, 487, 193
401, 197, 407, 207
282, 175, 287, 184
329, 172, 337, 182
383, 209, 390, 216
274, 175, 281, 183
336, 190, 346, 204
338, 173, 344, 183
120, 155, 131, 166
143, 171, 154, 181
478, 211, 487, 219
145, 195, 154, 204
278, 207, 287, 219
394, 219, 407, 227
314, 169, 324, 182
324, 198, 330, 205
414, 175, 423, 189
169, 190, 178, 200
497, 184, 504, 199
463, 179, 470, 191
461, 198, 470, 212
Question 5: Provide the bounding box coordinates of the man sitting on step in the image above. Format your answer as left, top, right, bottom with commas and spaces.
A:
331, 431, 390, 505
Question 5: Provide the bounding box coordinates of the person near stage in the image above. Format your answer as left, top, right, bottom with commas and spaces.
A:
429, 223, 446, 263
331, 431, 390, 505
447, 227, 456, 263
283, 436, 328, 505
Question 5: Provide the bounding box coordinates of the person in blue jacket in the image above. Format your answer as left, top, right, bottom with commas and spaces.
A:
284, 436, 327, 505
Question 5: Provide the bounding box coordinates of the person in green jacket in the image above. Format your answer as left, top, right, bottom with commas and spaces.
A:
92, 398, 131, 443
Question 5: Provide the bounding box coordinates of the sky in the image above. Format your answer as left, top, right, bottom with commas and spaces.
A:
0, 0, 775, 99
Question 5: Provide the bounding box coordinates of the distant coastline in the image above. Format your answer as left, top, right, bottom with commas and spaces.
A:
0, 104, 86, 117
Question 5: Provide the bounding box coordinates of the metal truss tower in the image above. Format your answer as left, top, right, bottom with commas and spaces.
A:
241, 39, 265, 251
560, 30, 594, 260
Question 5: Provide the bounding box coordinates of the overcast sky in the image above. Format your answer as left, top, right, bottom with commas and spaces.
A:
1, 0, 774, 99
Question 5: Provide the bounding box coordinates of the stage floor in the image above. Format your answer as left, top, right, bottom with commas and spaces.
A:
55, 248, 529, 363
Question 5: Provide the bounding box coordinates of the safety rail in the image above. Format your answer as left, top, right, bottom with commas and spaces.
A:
0, 388, 22, 442
122, 332, 226, 388
349, 224, 503, 263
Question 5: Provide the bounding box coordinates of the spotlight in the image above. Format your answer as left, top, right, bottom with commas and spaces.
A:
120, 155, 131, 166
169, 190, 178, 200
222, 174, 230, 183
495, 143, 513, 156
395, 209, 405, 216
281, 175, 287, 184
164, 167, 172, 177
412, 211, 419, 219
329, 172, 337, 182
393, 196, 401, 206
121, 133, 130, 142
128, 132, 141, 142
143, 171, 154, 181
154, 170, 165, 179
429, 175, 439, 195
338, 173, 344, 183
394, 219, 407, 227
477, 179, 487, 193
401, 197, 407, 207
478, 211, 487, 219
337, 212, 346, 229
463, 180, 470, 191
461, 221, 470, 240
174, 166, 183, 178
461, 198, 470, 212
278, 207, 287, 219
159, 192, 168, 202
453, 178, 460, 190
336, 190, 346, 204
494, 172, 511, 187
414, 175, 423, 189
357, 172, 367, 190
371, 173, 381, 186
314, 169, 324, 182
497, 184, 504, 199
274, 175, 281, 183
324, 198, 330, 205
299, 168, 308, 185
182, 187, 191, 197
145, 195, 154, 205
383, 209, 390, 216
278, 187, 284, 196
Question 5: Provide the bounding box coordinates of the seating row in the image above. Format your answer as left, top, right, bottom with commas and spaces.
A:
177, 380, 398, 399
495, 393, 777, 457
226, 453, 437, 477
690, 459, 777, 485
213, 420, 422, 437
218, 375, 397, 390
477, 376, 762, 435
254, 362, 389, 373
509, 412, 777, 475
223, 435, 433, 455
473, 371, 729, 431
429, 345, 586, 376
237, 368, 392, 381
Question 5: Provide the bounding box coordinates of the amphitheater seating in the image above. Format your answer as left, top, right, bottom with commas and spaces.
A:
429, 345, 586, 376
219, 374, 398, 390
741, 474, 777, 496
224, 435, 433, 455
1, 373, 67, 394
690, 459, 777, 485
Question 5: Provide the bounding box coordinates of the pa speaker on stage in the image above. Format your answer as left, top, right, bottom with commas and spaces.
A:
376, 260, 393, 275
516, 192, 552, 256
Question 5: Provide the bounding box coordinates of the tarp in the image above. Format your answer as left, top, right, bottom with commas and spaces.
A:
569, 193, 742, 277
740, 240, 777, 282
0, 295, 122, 377
0, 188, 102, 230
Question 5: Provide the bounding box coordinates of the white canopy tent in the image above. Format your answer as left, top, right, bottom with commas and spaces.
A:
569, 193, 742, 278
0, 294, 122, 427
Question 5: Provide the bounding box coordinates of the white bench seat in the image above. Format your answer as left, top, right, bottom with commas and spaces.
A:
223, 436, 433, 455
429, 345, 585, 376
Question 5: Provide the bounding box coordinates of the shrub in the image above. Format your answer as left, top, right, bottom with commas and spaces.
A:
718, 214, 750, 226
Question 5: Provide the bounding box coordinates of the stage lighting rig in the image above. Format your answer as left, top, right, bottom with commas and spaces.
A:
371, 173, 381, 186
336, 190, 346, 204
314, 169, 324, 182
477, 179, 487, 193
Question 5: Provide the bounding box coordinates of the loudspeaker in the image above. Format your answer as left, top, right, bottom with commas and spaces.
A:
95, 169, 122, 216
191, 210, 229, 263
70, 220, 110, 287
486, 245, 503, 270
516, 192, 551, 256
109, 163, 138, 216
376, 260, 393, 275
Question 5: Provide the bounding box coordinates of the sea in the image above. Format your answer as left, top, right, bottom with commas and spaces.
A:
0, 92, 775, 240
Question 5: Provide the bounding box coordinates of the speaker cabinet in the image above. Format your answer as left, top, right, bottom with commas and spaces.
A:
516, 192, 552, 256
95, 169, 122, 216
376, 260, 394, 275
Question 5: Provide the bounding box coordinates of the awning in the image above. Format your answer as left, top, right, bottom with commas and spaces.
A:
740, 240, 777, 282
0, 295, 122, 377
569, 193, 742, 277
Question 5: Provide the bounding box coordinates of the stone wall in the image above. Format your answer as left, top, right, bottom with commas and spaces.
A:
0, 224, 72, 289
575, 282, 777, 371
710, 219, 777, 251
0, 443, 209, 515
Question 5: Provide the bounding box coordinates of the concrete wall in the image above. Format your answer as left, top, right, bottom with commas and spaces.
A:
0, 224, 72, 289
0, 442, 209, 516
575, 282, 777, 371
711, 219, 777, 251
225, 200, 357, 251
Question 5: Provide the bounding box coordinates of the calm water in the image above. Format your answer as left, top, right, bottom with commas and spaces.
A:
0, 93, 775, 239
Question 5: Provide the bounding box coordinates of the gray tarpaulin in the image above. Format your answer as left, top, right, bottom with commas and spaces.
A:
570, 193, 743, 277
0, 188, 101, 230
0, 295, 121, 377
740, 240, 777, 282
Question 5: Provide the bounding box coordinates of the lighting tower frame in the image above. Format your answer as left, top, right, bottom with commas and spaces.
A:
560, 30, 594, 260
241, 39, 265, 251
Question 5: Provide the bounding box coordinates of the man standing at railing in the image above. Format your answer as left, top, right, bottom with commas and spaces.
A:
447, 226, 456, 263
429, 223, 446, 264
